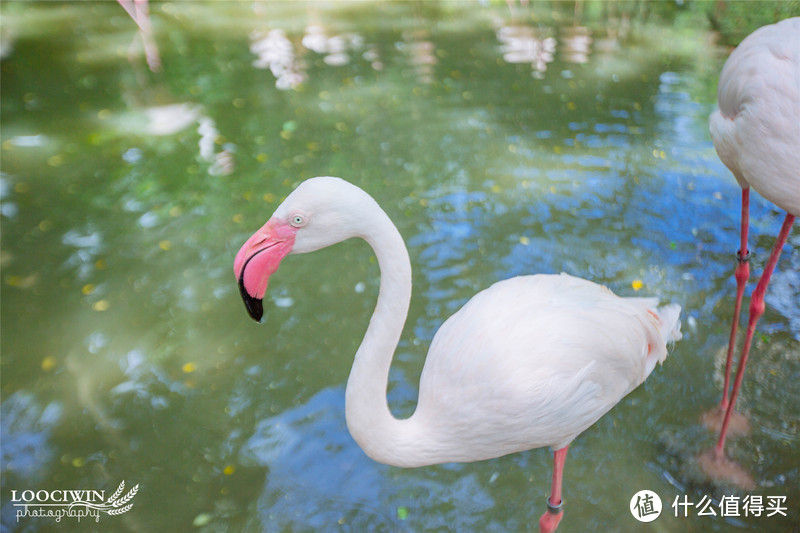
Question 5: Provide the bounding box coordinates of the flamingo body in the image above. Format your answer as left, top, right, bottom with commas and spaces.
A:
412, 273, 678, 463
703, 17, 798, 485
709, 16, 800, 215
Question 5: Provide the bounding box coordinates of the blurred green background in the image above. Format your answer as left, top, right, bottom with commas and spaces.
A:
2, 2, 798, 532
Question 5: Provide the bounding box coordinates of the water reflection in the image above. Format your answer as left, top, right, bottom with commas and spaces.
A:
1, 393, 60, 487
198, 115, 236, 177
769, 234, 800, 339
251, 24, 380, 89
496, 24, 556, 78
239, 387, 498, 531
560, 26, 592, 64
2, 3, 799, 532
109, 102, 236, 177
302, 25, 364, 67
0, 174, 17, 218
142, 103, 199, 136
495, 22, 599, 76
250, 29, 308, 90
399, 29, 437, 84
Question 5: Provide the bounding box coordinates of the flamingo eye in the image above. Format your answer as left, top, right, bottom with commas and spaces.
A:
290, 214, 306, 228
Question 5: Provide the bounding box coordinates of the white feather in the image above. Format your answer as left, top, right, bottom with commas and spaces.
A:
709, 17, 800, 215
248, 177, 682, 469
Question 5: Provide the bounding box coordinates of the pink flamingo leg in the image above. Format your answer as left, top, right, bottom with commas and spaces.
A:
117, 0, 162, 73
721, 188, 751, 410
714, 213, 795, 458
539, 446, 568, 533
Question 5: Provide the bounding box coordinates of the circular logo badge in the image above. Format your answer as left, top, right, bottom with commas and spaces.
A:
630, 490, 662, 522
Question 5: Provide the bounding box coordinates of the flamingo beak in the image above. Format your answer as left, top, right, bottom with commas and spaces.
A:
233, 218, 297, 322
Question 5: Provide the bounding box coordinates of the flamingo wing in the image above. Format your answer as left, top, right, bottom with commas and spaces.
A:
413, 273, 679, 462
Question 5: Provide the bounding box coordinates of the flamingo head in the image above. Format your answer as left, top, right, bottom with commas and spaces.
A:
233, 217, 297, 321
233, 177, 370, 321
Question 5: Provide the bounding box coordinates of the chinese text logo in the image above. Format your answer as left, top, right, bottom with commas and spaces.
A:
630, 490, 663, 522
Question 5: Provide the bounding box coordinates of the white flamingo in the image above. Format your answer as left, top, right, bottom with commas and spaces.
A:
234, 177, 682, 532
703, 17, 799, 486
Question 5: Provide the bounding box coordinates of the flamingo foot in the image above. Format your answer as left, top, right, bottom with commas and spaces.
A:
697, 448, 756, 490
538, 509, 562, 533
700, 405, 750, 437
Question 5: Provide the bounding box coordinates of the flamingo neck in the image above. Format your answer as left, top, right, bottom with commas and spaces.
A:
343, 205, 426, 467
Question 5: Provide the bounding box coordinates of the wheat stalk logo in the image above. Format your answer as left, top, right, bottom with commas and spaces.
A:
68, 481, 138, 516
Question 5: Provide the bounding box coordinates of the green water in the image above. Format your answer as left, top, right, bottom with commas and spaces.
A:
1, 2, 798, 532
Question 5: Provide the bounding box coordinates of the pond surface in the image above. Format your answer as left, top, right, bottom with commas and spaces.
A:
1, 3, 798, 532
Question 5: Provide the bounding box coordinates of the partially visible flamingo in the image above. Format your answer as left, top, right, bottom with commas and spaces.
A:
117, 0, 161, 73
234, 177, 682, 532
702, 17, 799, 485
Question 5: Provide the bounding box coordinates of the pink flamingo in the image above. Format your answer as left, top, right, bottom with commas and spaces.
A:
702, 17, 799, 485
234, 177, 682, 532
117, 0, 161, 73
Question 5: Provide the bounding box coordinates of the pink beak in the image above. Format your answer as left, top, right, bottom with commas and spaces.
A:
233, 218, 297, 321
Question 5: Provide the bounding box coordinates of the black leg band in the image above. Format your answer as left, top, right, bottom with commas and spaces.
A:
546, 497, 563, 514
736, 249, 751, 263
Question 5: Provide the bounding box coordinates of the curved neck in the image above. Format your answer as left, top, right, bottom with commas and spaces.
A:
343, 203, 425, 467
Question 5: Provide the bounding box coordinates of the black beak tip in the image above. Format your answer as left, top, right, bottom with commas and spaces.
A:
238, 276, 264, 323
